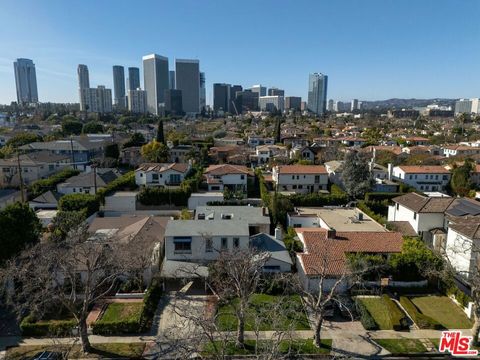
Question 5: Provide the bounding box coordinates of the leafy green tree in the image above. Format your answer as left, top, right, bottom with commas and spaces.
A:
141, 140, 169, 162
62, 118, 83, 135
104, 143, 120, 159
82, 121, 104, 134
156, 119, 165, 144
0, 202, 41, 264
50, 210, 87, 242
6, 133, 41, 148
389, 238, 443, 281
450, 160, 474, 197
342, 151, 373, 199
123, 132, 145, 148
58, 194, 100, 216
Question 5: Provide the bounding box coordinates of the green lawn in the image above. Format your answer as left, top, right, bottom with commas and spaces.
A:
410, 296, 472, 329
5, 343, 146, 360
203, 339, 331, 356
99, 302, 143, 322
216, 294, 310, 331
356, 296, 405, 330
375, 339, 427, 354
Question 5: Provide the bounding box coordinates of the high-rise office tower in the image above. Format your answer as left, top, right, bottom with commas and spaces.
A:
14, 58, 38, 104
112, 65, 126, 109
213, 83, 231, 112
268, 87, 285, 97
235, 90, 259, 112
127, 67, 140, 91
351, 99, 359, 111
307, 73, 328, 116
127, 89, 147, 114
175, 59, 200, 114
77, 64, 90, 111
251, 85, 266, 97
285, 96, 302, 111
229, 85, 242, 113
259, 96, 285, 112
199, 72, 206, 112
78, 64, 90, 89
164, 89, 183, 116
82, 86, 113, 113
169, 70, 176, 89
142, 54, 169, 115
327, 99, 334, 112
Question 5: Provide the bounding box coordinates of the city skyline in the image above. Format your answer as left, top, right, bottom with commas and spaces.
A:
0, 0, 479, 105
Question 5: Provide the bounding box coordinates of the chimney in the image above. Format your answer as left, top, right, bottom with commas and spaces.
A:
387, 163, 393, 181
327, 228, 336, 239
275, 226, 283, 241
262, 206, 268, 216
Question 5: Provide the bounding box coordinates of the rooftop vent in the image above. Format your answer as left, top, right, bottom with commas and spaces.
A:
221, 213, 233, 220
198, 213, 205, 220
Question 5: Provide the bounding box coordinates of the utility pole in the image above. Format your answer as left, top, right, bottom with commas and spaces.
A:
70, 136, 76, 170
16, 151, 25, 203
93, 163, 97, 195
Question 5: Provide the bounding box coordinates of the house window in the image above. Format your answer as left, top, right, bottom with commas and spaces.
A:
298, 185, 303, 189
233, 237, 240, 248
294, 224, 302, 228
314, 175, 320, 184
140, 173, 143, 177
241, 175, 245, 180
292, 175, 295, 180
413, 212, 417, 220
221, 237, 228, 250
443, 175, 448, 180
152, 174, 159, 181
205, 237, 213, 252
174, 237, 192, 253
292, 185, 297, 189
396, 203, 399, 210
409, 175, 413, 180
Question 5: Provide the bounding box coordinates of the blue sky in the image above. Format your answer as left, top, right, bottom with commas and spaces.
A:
0, 0, 479, 105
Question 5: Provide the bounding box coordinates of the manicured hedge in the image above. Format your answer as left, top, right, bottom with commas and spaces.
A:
357, 201, 387, 225
137, 187, 190, 206
355, 299, 378, 330
399, 296, 443, 329
92, 318, 141, 335
364, 192, 402, 202
96, 171, 136, 203
288, 192, 349, 207
140, 276, 163, 331
383, 295, 409, 331
28, 168, 80, 199
58, 193, 100, 216
20, 315, 76, 337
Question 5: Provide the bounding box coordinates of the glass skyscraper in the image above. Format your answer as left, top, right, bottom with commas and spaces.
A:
112, 65, 126, 108
307, 73, 328, 116
142, 54, 169, 115
14, 58, 38, 104
128, 67, 140, 91
175, 59, 200, 114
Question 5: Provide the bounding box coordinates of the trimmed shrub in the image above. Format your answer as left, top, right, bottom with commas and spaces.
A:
137, 187, 190, 206
382, 295, 408, 331
92, 318, 141, 335
355, 300, 378, 330
28, 168, 80, 199
357, 200, 387, 225
96, 171, 136, 203
399, 296, 443, 330
364, 192, 402, 202
140, 276, 163, 331
288, 192, 349, 207
58, 193, 100, 216
20, 315, 76, 337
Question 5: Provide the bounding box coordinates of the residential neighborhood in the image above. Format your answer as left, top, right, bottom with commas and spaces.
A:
1, 1, 480, 358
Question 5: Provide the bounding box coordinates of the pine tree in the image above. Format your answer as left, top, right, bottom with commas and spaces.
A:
156, 119, 165, 144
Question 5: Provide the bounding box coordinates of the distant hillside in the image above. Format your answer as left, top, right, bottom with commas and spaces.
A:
361, 98, 456, 110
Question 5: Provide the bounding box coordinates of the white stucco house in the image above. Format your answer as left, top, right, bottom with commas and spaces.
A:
272, 165, 328, 193
203, 164, 252, 192
391, 165, 451, 192
135, 163, 191, 187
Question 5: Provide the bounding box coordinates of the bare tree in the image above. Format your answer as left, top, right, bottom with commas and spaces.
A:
443, 230, 480, 345
209, 248, 270, 348
2, 224, 142, 354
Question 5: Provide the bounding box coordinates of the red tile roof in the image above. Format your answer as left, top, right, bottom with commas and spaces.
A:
204, 164, 252, 176
276, 165, 327, 174
397, 165, 450, 174
296, 228, 403, 276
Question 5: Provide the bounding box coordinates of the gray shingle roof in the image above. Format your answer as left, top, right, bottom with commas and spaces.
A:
250, 233, 293, 265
